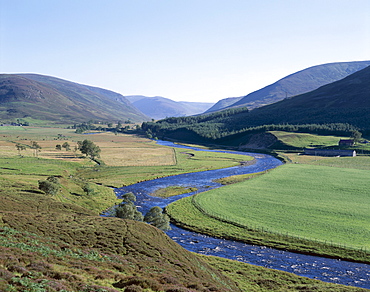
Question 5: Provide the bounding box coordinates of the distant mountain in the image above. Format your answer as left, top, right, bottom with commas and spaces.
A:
143, 65, 370, 145
206, 61, 370, 113
246, 64, 370, 127
204, 96, 243, 113
0, 74, 148, 124
125, 95, 214, 120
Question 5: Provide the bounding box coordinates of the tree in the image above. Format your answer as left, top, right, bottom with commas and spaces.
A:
38, 176, 60, 195
144, 206, 171, 231
62, 142, 70, 151
115, 192, 143, 221
31, 141, 42, 157
83, 183, 95, 195
351, 130, 362, 144
15, 143, 26, 155
122, 192, 136, 203
78, 139, 101, 159
115, 203, 144, 221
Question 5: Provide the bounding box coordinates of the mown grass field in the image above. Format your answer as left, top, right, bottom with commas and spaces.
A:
194, 164, 370, 250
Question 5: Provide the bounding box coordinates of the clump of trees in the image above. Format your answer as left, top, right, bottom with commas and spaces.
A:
115, 192, 171, 231
38, 176, 61, 195
56, 142, 71, 151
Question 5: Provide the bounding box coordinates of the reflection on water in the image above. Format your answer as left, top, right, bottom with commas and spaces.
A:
114, 141, 370, 289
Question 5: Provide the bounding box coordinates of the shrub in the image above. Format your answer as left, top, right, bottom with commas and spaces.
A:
124, 285, 143, 292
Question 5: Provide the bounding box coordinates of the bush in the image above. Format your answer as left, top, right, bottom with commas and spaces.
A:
38, 180, 60, 196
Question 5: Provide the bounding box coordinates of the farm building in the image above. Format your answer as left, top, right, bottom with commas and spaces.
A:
304, 149, 356, 157
339, 139, 354, 146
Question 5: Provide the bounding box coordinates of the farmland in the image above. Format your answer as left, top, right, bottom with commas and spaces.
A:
194, 164, 370, 250
167, 131, 370, 262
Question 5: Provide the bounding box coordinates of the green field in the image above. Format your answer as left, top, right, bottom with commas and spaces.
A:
271, 130, 370, 152
193, 164, 370, 250
270, 131, 347, 148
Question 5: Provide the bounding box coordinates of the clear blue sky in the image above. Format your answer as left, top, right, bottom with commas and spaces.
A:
1, 0, 369, 102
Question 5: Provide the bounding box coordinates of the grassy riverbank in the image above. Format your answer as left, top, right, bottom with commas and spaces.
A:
167, 135, 370, 263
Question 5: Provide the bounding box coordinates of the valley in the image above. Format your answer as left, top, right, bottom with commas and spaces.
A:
1, 61, 370, 291
1, 126, 369, 291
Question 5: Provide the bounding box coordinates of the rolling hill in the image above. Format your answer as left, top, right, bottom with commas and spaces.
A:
126, 95, 214, 120
205, 60, 370, 113
0, 74, 149, 124
143, 64, 370, 145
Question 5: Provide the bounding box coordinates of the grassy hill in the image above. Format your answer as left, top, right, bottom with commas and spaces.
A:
0, 74, 148, 125
206, 60, 370, 112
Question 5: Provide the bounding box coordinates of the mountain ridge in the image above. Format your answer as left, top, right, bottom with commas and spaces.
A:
0, 74, 149, 124
126, 95, 214, 120
143, 64, 370, 145
205, 60, 370, 113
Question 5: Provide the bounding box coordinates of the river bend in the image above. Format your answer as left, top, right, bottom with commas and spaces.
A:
114, 141, 370, 289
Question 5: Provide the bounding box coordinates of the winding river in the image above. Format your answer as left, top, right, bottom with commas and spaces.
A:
114, 141, 370, 289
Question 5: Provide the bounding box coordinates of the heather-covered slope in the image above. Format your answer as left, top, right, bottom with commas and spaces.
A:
0, 74, 148, 124
206, 60, 370, 113
0, 189, 240, 291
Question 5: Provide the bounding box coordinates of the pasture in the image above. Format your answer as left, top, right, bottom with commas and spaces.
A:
193, 164, 370, 250
270, 131, 347, 148
0, 126, 253, 210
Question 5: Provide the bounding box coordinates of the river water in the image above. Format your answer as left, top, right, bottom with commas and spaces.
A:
114, 141, 370, 289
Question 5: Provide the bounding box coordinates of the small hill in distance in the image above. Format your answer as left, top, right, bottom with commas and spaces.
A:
205, 60, 370, 113
0, 74, 149, 124
126, 95, 214, 120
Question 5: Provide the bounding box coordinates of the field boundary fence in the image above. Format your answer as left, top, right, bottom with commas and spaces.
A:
191, 193, 368, 255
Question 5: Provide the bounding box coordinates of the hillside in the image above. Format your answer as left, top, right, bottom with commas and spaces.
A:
204, 96, 243, 113
0, 74, 148, 124
126, 95, 214, 120
205, 60, 370, 113
143, 65, 370, 145
0, 192, 240, 291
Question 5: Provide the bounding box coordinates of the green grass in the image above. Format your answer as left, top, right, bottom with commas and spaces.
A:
270, 131, 347, 148
214, 171, 266, 185
151, 186, 198, 198
167, 195, 370, 263
78, 148, 253, 187
194, 164, 370, 250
